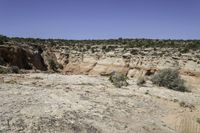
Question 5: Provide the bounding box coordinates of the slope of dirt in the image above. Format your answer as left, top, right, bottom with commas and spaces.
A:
0, 73, 200, 133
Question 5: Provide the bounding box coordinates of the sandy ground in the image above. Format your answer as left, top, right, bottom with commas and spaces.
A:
0, 73, 200, 133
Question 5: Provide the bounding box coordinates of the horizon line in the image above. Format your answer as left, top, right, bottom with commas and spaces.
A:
1, 34, 200, 41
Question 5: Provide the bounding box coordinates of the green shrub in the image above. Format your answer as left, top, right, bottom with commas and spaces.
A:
109, 72, 128, 88
9, 66, 20, 73
48, 59, 58, 71
58, 63, 63, 69
0, 67, 9, 74
137, 76, 146, 86
0, 40, 3, 45
151, 68, 187, 92
197, 118, 200, 124
0, 57, 5, 65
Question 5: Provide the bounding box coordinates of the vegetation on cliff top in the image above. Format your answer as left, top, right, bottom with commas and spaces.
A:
0, 34, 200, 50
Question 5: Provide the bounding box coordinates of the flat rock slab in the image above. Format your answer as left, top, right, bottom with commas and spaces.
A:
0, 73, 200, 133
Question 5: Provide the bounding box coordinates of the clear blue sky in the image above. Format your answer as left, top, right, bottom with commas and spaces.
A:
0, 0, 200, 39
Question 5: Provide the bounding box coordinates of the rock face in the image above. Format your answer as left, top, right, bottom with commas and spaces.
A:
1, 43, 200, 79
61, 46, 200, 78
0, 44, 47, 71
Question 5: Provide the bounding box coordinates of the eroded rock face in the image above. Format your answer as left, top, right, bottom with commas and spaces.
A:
61, 46, 200, 78
1, 43, 200, 79
0, 45, 47, 71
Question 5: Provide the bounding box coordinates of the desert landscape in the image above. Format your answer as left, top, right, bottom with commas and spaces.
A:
0, 37, 200, 133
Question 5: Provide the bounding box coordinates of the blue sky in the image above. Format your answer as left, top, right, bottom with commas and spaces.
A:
0, 0, 200, 39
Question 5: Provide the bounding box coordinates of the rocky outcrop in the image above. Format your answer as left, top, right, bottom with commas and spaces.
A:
1, 43, 200, 79
0, 45, 47, 71
61, 46, 200, 79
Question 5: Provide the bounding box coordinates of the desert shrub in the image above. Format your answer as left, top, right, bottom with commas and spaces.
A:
137, 76, 146, 86
179, 101, 195, 110
58, 63, 63, 69
48, 59, 58, 71
0, 35, 8, 43
0, 40, 3, 45
151, 68, 187, 92
0, 57, 5, 65
109, 72, 128, 88
86, 45, 91, 50
197, 118, 200, 124
0, 67, 9, 74
9, 66, 20, 73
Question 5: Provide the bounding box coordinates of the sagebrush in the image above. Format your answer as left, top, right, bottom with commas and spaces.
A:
109, 72, 128, 88
48, 59, 58, 71
151, 68, 187, 92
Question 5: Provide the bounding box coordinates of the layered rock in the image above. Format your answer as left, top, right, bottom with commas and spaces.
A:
60, 46, 200, 78
0, 43, 199, 79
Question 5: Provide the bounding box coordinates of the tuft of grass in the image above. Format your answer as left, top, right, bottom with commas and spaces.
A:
151, 68, 188, 92
179, 101, 186, 107
179, 101, 195, 110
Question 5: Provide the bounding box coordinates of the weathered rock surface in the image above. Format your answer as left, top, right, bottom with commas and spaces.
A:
1, 43, 200, 78
0, 45, 47, 71
0, 43, 199, 89
0, 73, 200, 133
55, 45, 200, 79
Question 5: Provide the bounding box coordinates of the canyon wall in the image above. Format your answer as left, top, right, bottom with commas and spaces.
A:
1, 43, 200, 79
54, 45, 200, 78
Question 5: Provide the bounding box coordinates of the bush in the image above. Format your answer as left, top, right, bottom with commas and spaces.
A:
137, 76, 146, 86
48, 59, 58, 71
151, 68, 187, 92
0, 57, 5, 65
0, 40, 3, 45
109, 72, 128, 88
58, 63, 63, 69
0, 67, 9, 74
197, 118, 200, 124
9, 66, 20, 73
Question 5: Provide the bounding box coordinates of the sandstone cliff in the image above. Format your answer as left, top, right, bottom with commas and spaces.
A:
0, 42, 200, 87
